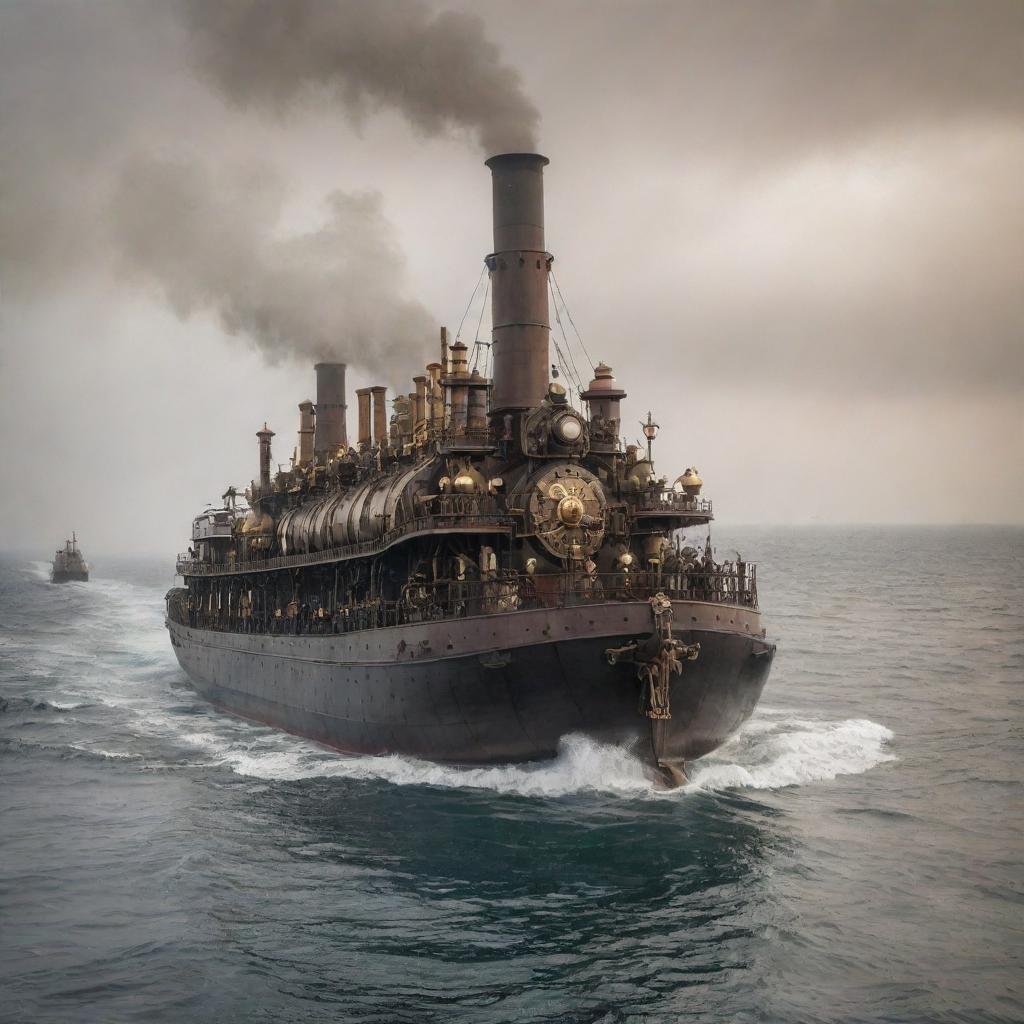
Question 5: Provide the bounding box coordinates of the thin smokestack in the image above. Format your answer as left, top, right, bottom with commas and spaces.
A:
256, 423, 275, 491
426, 362, 443, 429
371, 386, 388, 449
314, 362, 347, 458
485, 153, 551, 412
355, 387, 372, 449
414, 375, 428, 431
297, 400, 315, 466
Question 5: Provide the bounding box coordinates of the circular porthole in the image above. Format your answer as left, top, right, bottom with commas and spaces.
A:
553, 413, 583, 443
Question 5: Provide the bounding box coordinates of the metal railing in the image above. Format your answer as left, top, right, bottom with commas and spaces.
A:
168, 566, 758, 636
633, 491, 713, 516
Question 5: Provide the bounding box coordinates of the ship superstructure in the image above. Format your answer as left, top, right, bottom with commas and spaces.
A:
166, 153, 775, 785
51, 533, 89, 583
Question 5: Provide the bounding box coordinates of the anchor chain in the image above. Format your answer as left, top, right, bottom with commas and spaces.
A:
605, 593, 700, 719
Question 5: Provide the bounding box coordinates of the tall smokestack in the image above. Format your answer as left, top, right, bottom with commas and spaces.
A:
313, 362, 347, 458
371, 386, 388, 449
485, 153, 551, 413
256, 423, 275, 491
297, 400, 315, 466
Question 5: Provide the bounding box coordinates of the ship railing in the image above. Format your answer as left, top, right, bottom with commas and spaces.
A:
397, 569, 757, 620
176, 512, 516, 577
167, 567, 758, 635
632, 491, 713, 515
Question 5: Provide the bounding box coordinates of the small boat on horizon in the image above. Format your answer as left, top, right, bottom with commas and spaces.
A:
51, 533, 89, 583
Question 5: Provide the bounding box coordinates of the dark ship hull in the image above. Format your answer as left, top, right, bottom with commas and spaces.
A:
168, 599, 773, 776
51, 568, 89, 583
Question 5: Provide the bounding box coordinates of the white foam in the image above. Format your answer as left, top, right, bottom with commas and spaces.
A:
174, 712, 894, 799
686, 716, 895, 793
66, 744, 142, 761
217, 733, 655, 797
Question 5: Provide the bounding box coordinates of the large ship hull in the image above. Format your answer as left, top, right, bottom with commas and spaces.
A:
167, 599, 774, 777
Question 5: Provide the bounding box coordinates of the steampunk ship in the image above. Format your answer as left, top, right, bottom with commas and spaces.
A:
166, 153, 775, 786
51, 533, 89, 583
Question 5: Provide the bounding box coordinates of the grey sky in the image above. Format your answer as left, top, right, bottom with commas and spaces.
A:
1, 0, 1022, 557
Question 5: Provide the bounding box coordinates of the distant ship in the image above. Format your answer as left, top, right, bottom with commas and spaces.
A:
167, 151, 775, 786
51, 533, 89, 583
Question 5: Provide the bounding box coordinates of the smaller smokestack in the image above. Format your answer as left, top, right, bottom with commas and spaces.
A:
313, 362, 347, 459
467, 371, 489, 430
426, 362, 444, 429
414, 375, 428, 432
393, 394, 412, 447
370, 386, 388, 449
256, 423, 275, 491
296, 401, 314, 466
447, 340, 469, 431
581, 362, 627, 433
355, 387, 372, 450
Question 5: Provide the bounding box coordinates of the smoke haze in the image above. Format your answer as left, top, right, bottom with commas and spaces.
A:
111, 158, 433, 373
0, 0, 536, 376
0, 0, 1021, 554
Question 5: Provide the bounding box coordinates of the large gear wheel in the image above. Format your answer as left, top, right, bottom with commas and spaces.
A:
527, 464, 606, 561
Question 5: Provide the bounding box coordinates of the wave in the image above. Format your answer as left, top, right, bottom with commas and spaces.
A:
170, 712, 894, 800
0, 695, 93, 714
686, 716, 895, 792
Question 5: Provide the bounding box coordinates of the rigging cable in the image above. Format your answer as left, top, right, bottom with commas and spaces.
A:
549, 280, 585, 400
470, 278, 491, 374
550, 269, 597, 374
454, 264, 488, 343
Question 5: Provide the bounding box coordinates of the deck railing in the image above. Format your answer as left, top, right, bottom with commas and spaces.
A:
168, 566, 758, 636
632, 491, 713, 516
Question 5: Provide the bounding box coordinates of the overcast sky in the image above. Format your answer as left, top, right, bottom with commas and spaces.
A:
1, 0, 1022, 558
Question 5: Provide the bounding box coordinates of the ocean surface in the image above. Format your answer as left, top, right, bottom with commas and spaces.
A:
1, 527, 1021, 1024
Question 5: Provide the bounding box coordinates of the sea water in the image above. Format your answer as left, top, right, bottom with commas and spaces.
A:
1, 527, 1020, 1023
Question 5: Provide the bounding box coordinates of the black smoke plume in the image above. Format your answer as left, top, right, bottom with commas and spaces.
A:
179, 0, 540, 154
0, 0, 540, 375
